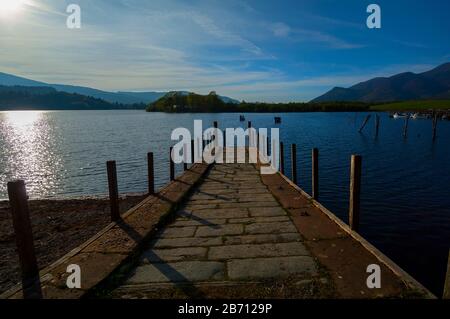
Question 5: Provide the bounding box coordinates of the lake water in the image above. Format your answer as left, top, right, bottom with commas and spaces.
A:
0, 110, 449, 295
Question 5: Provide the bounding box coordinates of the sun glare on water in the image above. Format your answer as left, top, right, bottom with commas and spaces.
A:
0, 0, 25, 18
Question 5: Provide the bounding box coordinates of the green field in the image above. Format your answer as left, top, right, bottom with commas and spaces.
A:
371, 100, 450, 111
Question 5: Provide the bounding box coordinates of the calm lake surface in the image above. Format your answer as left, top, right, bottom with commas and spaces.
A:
0, 110, 449, 295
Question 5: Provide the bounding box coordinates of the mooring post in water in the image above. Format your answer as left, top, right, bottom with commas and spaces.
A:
213, 121, 218, 128
107, 161, 120, 221
375, 114, 380, 137
349, 155, 362, 232
291, 144, 297, 185
359, 115, 372, 133
169, 147, 175, 181
280, 142, 285, 175
147, 153, 155, 195
444, 249, 450, 299
432, 113, 438, 141
312, 148, 319, 200
248, 121, 252, 129
403, 116, 409, 138
7, 180, 42, 299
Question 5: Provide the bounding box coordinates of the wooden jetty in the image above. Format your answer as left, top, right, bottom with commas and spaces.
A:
2, 146, 440, 299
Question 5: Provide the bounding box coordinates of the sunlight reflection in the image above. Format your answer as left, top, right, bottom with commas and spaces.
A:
0, 111, 63, 199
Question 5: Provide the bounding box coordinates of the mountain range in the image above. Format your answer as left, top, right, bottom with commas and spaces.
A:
312, 62, 450, 103
0, 72, 239, 105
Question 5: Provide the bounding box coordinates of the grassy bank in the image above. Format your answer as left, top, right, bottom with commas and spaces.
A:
371, 100, 450, 111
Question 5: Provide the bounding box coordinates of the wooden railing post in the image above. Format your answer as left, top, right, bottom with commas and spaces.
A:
444, 249, 450, 299
291, 144, 297, 185
280, 142, 285, 175
147, 152, 155, 195
191, 139, 195, 164
183, 143, 188, 171
7, 180, 42, 298
107, 161, 120, 221
312, 148, 319, 200
349, 155, 362, 231
169, 147, 175, 181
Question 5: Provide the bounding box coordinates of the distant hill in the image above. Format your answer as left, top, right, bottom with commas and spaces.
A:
312, 62, 450, 103
0, 85, 144, 110
0, 72, 239, 105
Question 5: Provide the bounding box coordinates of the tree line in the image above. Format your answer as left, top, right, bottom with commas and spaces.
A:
147, 91, 371, 113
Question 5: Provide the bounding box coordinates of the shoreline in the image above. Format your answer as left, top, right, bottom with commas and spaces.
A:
0, 193, 148, 295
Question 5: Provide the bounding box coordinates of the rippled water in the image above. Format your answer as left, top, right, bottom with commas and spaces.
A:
0, 110, 449, 295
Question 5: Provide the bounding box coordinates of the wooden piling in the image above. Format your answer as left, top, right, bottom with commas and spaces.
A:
403, 116, 409, 138
312, 148, 319, 200
248, 121, 252, 128
7, 180, 41, 297
444, 249, 450, 299
280, 142, 285, 175
213, 121, 218, 128
375, 114, 380, 137
147, 153, 154, 195
432, 113, 438, 141
349, 155, 362, 232
107, 161, 120, 221
359, 115, 372, 133
291, 144, 297, 185
169, 147, 175, 181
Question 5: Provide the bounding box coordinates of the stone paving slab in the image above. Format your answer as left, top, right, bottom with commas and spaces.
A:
208, 242, 309, 260
227, 256, 317, 280
245, 221, 298, 234
127, 262, 225, 284
141, 247, 207, 262
223, 233, 301, 245
151, 237, 223, 248
196, 224, 244, 237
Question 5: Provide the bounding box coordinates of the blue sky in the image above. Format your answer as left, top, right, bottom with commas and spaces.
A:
1, 0, 449, 102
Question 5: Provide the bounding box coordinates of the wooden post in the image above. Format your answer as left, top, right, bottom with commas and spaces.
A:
7, 180, 41, 297
280, 142, 285, 175
432, 113, 438, 141
349, 155, 362, 232
312, 148, 319, 200
359, 115, 372, 133
107, 161, 120, 221
375, 114, 380, 137
169, 147, 175, 181
248, 121, 252, 128
213, 121, 218, 128
444, 249, 450, 299
183, 143, 188, 171
291, 144, 297, 185
403, 116, 409, 138
191, 139, 195, 164
147, 153, 155, 195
